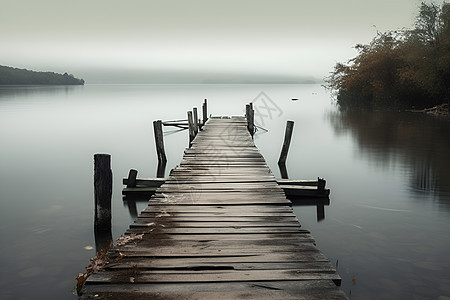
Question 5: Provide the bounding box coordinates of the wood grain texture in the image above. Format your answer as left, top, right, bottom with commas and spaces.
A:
80, 117, 347, 299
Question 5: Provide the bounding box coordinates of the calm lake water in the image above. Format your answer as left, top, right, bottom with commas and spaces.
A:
0, 84, 449, 299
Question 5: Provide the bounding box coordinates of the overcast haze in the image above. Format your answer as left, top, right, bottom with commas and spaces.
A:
0, 0, 445, 83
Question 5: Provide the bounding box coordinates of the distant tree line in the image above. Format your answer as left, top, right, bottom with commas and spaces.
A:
0, 65, 85, 85
326, 2, 450, 110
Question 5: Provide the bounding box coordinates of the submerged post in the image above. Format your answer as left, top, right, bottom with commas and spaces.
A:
94, 154, 112, 233
193, 107, 199, 135
153, 120, 167, 164
202, 99, 208, 125
278, 120, 294, 165
187, 111, 195, 147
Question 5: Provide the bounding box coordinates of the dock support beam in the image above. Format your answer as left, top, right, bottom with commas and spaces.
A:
278, 120, 294, 165
94, 154, 112, 231
202, 99, 208, 126
153, 120, 167, 164
94, 154, 113, 250
153, 120, 167, 178
193, 107, 199, 135
246, 103, 254, 137
187, 111, 195, 147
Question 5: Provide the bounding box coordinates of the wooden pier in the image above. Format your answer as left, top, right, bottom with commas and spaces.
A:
80, 116, 347, 299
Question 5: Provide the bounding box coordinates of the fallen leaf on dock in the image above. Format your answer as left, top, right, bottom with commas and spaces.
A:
116, 233, 144, 246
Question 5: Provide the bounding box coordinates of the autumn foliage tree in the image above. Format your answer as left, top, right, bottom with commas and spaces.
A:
326, 2, 450, 110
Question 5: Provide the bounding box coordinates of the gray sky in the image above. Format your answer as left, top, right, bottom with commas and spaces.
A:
0, 0, 444, 83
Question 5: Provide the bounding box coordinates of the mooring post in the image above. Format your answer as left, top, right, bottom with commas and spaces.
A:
156, 161, 166, 178
94, 154, 112, 233
193, 107, 199, 135
246, 104, 254, 137
318, 177, 326, 191
279, 163, 289, 179
153, 120, 167, 164
249, 104, 254, 137
317, 203, 325, 222
187, 111, 195, 147
278, 120, 294, 165
126, 169, 138, 188
202, 99, 208, 125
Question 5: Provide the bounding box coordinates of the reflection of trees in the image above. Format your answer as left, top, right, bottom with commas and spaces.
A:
0, 85, 81, 99
328, 110, 450, 202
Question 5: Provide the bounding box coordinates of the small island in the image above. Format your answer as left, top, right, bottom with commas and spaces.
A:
0, 65, 85, 85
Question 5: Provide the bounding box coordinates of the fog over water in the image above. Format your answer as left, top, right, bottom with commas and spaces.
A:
1, 0, 446, 83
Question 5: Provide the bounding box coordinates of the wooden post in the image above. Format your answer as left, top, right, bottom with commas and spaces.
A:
94, 154, 112, 232
249, 105, 254, 137
317, 203, 325, 222
202, 99, 208, 125
279, 163, 289, 179
193, 107, 199, 135
157, 161, 166, 178
246, 104, 254, 137
126, 169, 138, 188
278, 120, 294, 165
318, 177, 326, 191
153, 120, 167, 164
187, 111, 195, 147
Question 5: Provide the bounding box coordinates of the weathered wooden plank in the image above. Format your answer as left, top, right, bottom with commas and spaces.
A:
121, 233, 311, 241
112, 245, 318, 257
105, 251, 330, 264
105, 261, 334, 271
140, 211, 296, 217
81, 280, 347, 300
142, 204, 295, 213
81, 117, 345, 300
135, 216, 299, 222
125, 227, 307, 235
86, 269, 341, 284
114, 239, 317, 253
147, 199, 291, 206
131, 220, 301, 228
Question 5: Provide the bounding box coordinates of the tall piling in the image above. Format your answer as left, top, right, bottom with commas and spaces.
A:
153, 120, 167, 164
278, 120, 294, 165
193, 107, 199, 135
246, 104, 255, 137
202, 99, 208, 126
93, 154, 113, 251
187, 111, 195, 147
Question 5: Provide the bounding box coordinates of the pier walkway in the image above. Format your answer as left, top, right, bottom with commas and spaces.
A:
80, 117, 347, 299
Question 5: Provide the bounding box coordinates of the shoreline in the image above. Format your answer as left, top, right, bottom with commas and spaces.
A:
407, 103, 449, 117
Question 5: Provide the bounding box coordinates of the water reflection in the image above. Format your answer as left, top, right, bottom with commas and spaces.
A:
123, 198, 139, 219
278, 163, 328, 221
328, 110, 450, 204
0, 85, 82, 99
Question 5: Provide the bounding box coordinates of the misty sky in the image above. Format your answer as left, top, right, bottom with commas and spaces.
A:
0, 0, 446, 83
